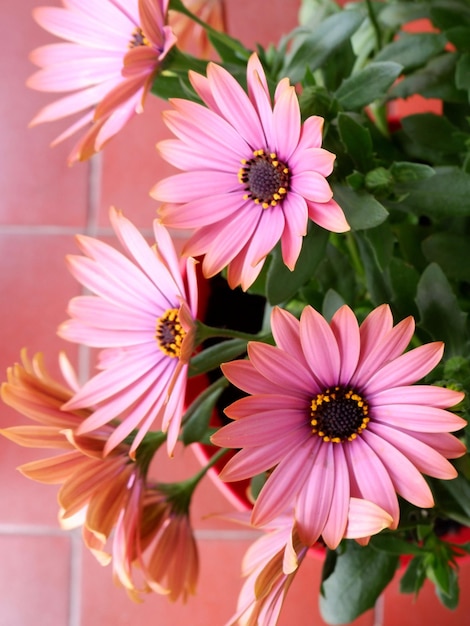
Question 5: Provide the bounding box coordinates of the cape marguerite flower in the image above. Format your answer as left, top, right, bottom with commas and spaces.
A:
151, 53, 349, 290
0, 350, 137, 550
58, 207, 198, 456
0, 350, 198, 601
27, 0, 176, 164
212, 304, 466, 548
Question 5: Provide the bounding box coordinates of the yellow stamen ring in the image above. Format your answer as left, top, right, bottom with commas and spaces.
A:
310, 386, 370, 443
238, 149, 290, 209
129, 27, 150, 48
155, 308, 186, 358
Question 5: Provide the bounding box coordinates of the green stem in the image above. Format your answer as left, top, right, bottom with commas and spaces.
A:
190, 447, 231, 488
365, 0, 382, 52
195, 320, 271, 343
181, 375, 229, 426
345, 232, 365, 281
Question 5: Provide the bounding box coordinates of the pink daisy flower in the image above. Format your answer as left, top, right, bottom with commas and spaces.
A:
212, 304, 466, 549
151, 52, 349, 290
58, 207, 198, 456
27, 0, 177, 164
225, 504, 390, 626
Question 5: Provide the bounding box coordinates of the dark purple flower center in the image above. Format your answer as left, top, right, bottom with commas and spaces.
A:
155, 308, 185, 358
238, 149, 290, 209
310, 386, 370, 443
129, 27, 150, 48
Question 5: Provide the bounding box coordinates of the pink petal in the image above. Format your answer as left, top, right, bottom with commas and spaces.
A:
247, 342, 316, 397
322, 444, 350, 549
291, 148, 336, 177
221, 360, 277, 395
330, 305, 361, 386
292, 171, 333, 203
352, 316, 415, 388
253, 441, 316, 528
345, 437, 400, 528
370, 385, 465, 409
372, 403, 466, 433
306, 197, 350, 233
206, 62, 265, 148
212, 408, 307, 448
345, 498, 393, 539
272, 85, 301, 161
299, 306, 341, 388
153, 170, 239, 203
362, 429, 435, 508
412, 431, 466, 459
295, 442, 334, 546
225, 393, 307, 419
364, 342, 445, 396
369, 422, 459, 479
271, 307, 307, 366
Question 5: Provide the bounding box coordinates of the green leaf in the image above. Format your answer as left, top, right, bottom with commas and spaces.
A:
415, 263, 468, 356
379, 2, 430, 28
331, 183, 389, 230
389, 53, 464, 102
400, 114, 468, 157
322, 289, 346, 321
266, 224, 329, 305
446, 26, 470, 53
181, 382, 226, 446
355, 232, 391, 305
375, 33, 447, 72
320, 541, 398, 624
369, 534, 425, 556
388, 257, 420, 320
400, 556, 427, 595
390, 161, 435, 184
422, 233, 470, 281
335, 62, 403, 110
429, 477, 470, 527
364, 222, 394, 272
337, 113, 375, 172
283, 9, 365, 83
456, 52, 470, 94
397, 167, 470, 218
433, 564, 459, 610
189, 339, 248, 376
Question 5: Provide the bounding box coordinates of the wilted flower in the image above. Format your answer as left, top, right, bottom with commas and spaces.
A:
212, 304, 466, 548
169, 0, 226, 58
58, 207, 198, 456
0, 350, 198, 601
152, 53, 349, 290
27, 0, 176, 163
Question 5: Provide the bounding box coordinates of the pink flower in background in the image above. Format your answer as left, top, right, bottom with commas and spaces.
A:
152, 53, 349, 290
58, 207, 198, 456
27, 0, 176, 164
212, 304, 466, 548
169, 0, 226, 58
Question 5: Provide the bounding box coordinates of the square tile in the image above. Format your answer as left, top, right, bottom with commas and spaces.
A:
0, 533, 71, 626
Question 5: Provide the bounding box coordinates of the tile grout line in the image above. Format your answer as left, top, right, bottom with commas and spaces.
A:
68, 152, 103, 626
69, 529, 83, 626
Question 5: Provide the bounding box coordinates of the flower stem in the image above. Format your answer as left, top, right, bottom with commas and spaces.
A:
195, 320, 271, 344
